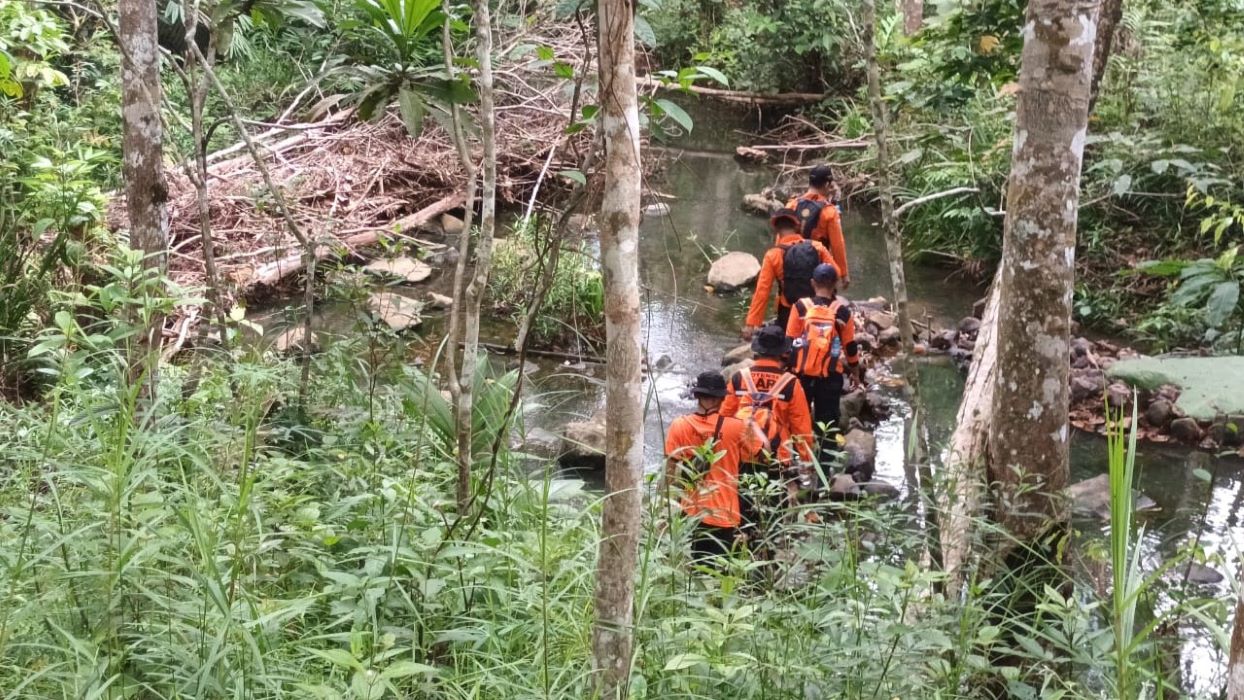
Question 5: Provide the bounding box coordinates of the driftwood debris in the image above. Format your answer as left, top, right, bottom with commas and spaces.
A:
635, 75, 826, 105
248, 195, 461, 288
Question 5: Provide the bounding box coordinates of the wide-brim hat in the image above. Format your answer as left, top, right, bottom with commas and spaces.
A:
751, 324, 792, 357
690, 370, 728, 398
769, 208, 800, 231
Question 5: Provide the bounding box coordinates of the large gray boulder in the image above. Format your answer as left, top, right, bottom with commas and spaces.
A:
843, 429, 876, 477
707, 252, 761, 291
367, 292, 423, 331
1109, 356, 1244, 422
722, 343, 752, 366
560, 414, 606, 467
365, 256, 433, 283
1068, 473, 1157, 520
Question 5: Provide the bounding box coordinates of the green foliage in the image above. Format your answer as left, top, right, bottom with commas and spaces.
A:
643, 0, 861, 93
341, 0, 474, 136
1139, 247, 1244, 349
488, 219, 605, 350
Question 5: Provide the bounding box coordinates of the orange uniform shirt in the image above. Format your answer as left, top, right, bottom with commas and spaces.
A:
786, 295, 860, 375
744, 234, 838, 327
665, 411, 759, 528
721, 358, 815, 463
787, 191, 848, 279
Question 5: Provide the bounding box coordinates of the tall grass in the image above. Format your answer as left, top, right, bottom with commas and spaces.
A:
1106, 397, 1144, 699
0, 263, 1233, 698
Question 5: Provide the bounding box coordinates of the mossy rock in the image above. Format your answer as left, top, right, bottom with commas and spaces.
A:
1107, 356, 1244, 422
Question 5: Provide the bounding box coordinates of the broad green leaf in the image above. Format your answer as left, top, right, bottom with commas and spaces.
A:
1205, 280, 1239, 327
380, 661, 436, 680
655, 98, 693, 133
695, 65, 729, 87
1136, 259, 1187, 277
1112, 174, 1132, 196
535, 45, 555, 61
633, 15, 656, 46
664, 653, 707, 670
1192, 468, 1212, 482
553, 61, 575, 79
398, 86, 426, 136
1150, 160, 1170, 175
1170, 275, 1219, 306
306, 647, 364, 671
557, 170, 586, 186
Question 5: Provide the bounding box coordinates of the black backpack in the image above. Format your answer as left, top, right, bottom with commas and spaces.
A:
794, 197, 829, 239
780, 240, 819, 306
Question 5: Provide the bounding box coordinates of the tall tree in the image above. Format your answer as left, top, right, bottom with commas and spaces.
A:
1228, 572, 1244, 699
590, 0, 644, 696
988, 0, 1099, 544
1088, 0, 1123, 112
119, 0, 170, 391
863, 0, 915, 355
899, 0, 923, 35
450, 0, 499, 510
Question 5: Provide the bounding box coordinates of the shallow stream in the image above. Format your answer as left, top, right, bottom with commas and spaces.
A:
257, 101, 1243, 695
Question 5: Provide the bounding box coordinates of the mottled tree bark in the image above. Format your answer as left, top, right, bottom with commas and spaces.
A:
899, 0, 923, 35
1088, 0, 1123, 113
119, 0, 170, 392
452, 0, 499, 511
988, 0, 1098, 544
862, 0, 915, 356
1227, 570, 1244, 699
939, 279, 999, 591
591, 0, 644, 696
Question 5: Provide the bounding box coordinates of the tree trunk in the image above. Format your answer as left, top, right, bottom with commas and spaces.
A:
453, 0, 498, 511
988, 0, 1099, 545
119, 0, 170, 392
180, 3, 230, 349
1227, 568, 1244, 699
591, 0, 644, 696
939, 279, 999, 591
862, 0, 915, 355
1088, 0, 1123, 113
899, 0, 923, 35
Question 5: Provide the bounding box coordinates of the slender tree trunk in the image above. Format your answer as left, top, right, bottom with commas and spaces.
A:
1088, 0, 1123, 113
939, 279, 999, 591
988, 0, 1099, 545
181, 1, 231, 350
591, 0, 644, 696
899, 0, 923, 35
862, 0, 915, 356
119, 0, 169, 394
451, 0, 498, 510
1227, 568, 1244, 699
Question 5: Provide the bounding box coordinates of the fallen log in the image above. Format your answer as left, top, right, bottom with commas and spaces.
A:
246, 194, 461, 288
635, 76, 826, 105
469, 341, 604, 365
744, 140, 870, 152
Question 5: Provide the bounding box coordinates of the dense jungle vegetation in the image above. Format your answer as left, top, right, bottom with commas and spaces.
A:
3, 0, 1244, 698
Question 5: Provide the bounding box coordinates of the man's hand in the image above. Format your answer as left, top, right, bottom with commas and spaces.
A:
741, 325, 757, 341
841, 275, 851, 290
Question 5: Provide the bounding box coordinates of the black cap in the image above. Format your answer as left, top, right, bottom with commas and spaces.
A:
770, 208, 800, 231
751, 324, 792, 358
813, 263, 839, 284
690, 371, 728, 398
809, 164, 834, 187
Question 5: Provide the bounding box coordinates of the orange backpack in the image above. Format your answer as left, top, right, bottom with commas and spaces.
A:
734, 369, 796, 454
791, 299, 845, 378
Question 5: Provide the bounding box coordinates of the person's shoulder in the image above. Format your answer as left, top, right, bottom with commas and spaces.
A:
835, 300, 852, 320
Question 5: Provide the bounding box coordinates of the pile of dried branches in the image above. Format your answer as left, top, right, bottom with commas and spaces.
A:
109, 17, 594, 309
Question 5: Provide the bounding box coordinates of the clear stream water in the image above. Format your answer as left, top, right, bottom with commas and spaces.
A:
257, 101, 1242, 694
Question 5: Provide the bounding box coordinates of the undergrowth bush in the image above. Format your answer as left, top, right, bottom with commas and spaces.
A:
0, 253, 1232, 699
488, 217, 605, 351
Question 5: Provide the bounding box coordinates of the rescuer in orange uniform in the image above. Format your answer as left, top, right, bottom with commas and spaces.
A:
742, 209, 838, 340
722, 325, 816, 534
786, 263, 862, 479
788, 164, 849, 290
664, 371, 761, 562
